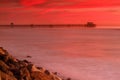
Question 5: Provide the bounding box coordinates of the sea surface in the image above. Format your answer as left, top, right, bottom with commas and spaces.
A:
0, 27, 120, 80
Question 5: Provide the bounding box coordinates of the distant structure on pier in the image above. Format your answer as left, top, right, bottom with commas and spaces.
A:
10, 22, 14, 28
30, 24, 34, 28
7, 22, 96, 28
85, 22, 96, 27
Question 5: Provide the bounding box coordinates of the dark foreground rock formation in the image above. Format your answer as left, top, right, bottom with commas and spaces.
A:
0, 47, 62, 80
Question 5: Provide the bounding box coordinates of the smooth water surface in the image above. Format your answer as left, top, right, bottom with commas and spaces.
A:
0, 27, 120, 80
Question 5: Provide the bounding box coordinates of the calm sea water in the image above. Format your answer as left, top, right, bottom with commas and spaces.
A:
0, 27, 120, 80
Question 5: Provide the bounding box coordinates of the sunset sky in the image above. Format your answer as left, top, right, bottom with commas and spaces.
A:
0, 0, 120, 26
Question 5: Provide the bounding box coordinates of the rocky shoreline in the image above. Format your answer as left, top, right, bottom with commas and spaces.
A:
0, 47, 69, 80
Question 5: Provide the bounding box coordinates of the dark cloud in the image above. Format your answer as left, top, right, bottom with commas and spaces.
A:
1, 0, 120, 8
1, 0, 120, 9
20, 0, 46, 6
0, 0, 21, 7
0, 0, 20, 3
20, 0, 81, 8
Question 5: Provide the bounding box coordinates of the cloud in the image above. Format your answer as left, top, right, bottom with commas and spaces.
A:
19, 0, 84, 14
1, 0, 120, 15
1, 0, 120, 9
0, 0, 19, 3
20, 0, 81, 8
20, 0, 47, 6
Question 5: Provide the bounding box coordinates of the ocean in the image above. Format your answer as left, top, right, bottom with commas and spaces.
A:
0, 27, 120, 80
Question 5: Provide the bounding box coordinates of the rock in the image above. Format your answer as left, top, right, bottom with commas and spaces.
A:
27, 64, 33, 72
0, 47, 6, 54
19, 66, 31, 80
0, 70, 17, 80
0, 60, 11, 75
44, 70, 51, 75
0, 59, 14, 77
31, 71, 54, 80
37, 67, 43, 70
53, 72, 58, 75
0, 47, 62, 80
26, 56, 32, 58
23, 59, 31, 64
0, 53, 9, 63
66, 78, 71, 80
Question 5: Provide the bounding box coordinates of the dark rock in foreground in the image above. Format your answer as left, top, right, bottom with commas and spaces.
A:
0, 47, 62, 80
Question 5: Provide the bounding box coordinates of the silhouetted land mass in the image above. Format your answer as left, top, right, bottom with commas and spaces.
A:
0, 22, 96, 28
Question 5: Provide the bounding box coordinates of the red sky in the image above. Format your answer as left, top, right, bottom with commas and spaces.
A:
0, 0, 120, 26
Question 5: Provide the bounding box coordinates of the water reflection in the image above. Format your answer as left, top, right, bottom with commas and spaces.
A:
0, 28, 120, 80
